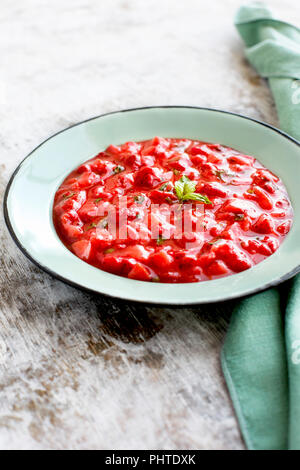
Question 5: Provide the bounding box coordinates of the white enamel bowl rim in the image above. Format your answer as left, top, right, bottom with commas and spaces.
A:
3, 106, 300, 305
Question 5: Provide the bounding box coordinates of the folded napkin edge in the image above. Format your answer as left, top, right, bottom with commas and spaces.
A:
235, 17, 300, 34
221, 349, 255, 450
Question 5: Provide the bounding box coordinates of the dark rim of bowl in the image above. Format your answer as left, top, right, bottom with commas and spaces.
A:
3, 106, 300, 305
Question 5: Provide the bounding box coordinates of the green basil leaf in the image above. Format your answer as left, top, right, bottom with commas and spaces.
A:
182, 193, 212, 204
174, 180, 185, 199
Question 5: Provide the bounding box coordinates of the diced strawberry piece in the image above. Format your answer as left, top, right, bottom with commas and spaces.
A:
241, 239, 272, 256
66, 177, 79, 187
141, 138, 168, 158
263, 182, 276, 194
200, 182, 228, 198
270, 210, 285, 218
60, 210, 83, 241
118, 244, 152, 261
141, 156, 155, 167
135, 167, 163, 188
206, 260, 229, 276
90, 230, 114, 251
149, 190, 177, 204
241, 239, 260, 255
71, 240, 92, 261
160, 271, 181, 283
62, 224, 83, 240
276, 199, 290, 209
101, 255, 123, 274
253, 186, 273, 210
77, 171, 101, 188
168, 156, 190, 171
206, 153, 224, 164
106, 144, 121, 155
101, 254, 136, 275
77, 163, 91, 174
218, 199, 258, 219
149, 137, 169, 152
198, 251, 216, 268
78, 201, 99, 222
54, 190, 86, 217
118, 173, 135, 189
88, 184, 105, 199
230, 177, 252, 186
122, 141, 142, 154
126, 225, 139, 240
201, 162, 217, 179
190, 146, 209, 157
151, 136, 163, 146
189, 266, 202, 277
190, 154, 207, 166
119, 258, 137, 275
149, 250, 174, 269
257, 243, 272, 256
214, 240, 252, 272
209, 225, 224, 237
126, 154, 142, 169
175, 232, 204, 249
253, 214, 274, 234
243, 189, 257, 202
128, 263, 152, 281
183, 168, 200, 180
141, 144, 157, 156
240, 216, 251, 232
252, 169, 279, 186
263, 236, 279, 253
228, 155, 254, 166
206, 143, 223, 152
90, 159, 114, 175
220, 222, 241, 240
277, 220, 292, 235
175, 252, 199, 267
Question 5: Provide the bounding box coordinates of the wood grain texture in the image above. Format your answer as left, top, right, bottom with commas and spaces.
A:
0, 0, 299, 450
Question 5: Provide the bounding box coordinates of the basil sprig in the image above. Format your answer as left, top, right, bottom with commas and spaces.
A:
174, 176, 211, 204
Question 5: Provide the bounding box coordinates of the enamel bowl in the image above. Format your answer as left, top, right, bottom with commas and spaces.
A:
4, 107, 300, 304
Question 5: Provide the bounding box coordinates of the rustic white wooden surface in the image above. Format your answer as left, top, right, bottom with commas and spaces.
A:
0, 0, 299, 450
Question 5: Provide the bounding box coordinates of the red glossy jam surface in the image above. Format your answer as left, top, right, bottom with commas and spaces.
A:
53, 137, 293, 283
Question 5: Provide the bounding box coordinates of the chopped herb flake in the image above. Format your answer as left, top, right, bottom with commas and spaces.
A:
101, 218, 108, 229
156, 236, 166, 245
234, 214, 245, 221
104, 248, 115, 254
165, 197, 174, 204
62, 192, 75, 200
214, 170, 234, 182
134, 195, 145, 204
208, 238, 222, 245
113, 165, 125, 174
159, 182, 169, 191
86, 222, 97, 230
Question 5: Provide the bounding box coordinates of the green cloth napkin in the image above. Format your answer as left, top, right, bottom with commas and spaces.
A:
221, 2, 300, 450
